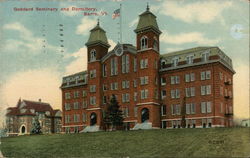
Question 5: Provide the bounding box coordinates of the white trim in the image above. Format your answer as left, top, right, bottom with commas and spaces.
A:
62, 125, 86, 127
136, 102, 160, 106
137, 48, 159, 53
86, 108, 101, 111
123, 120, 137, 123
161, 116, 224, 121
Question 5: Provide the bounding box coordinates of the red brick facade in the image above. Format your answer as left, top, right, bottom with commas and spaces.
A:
61, 7, 235, 133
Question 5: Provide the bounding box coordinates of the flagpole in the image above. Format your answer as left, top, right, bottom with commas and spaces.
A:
120, 4, 122, 44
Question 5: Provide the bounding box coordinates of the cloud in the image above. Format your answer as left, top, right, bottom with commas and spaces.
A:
64, 39, 116, 75
129, 18, 138, 28
0, 68, 62, 127
3, 22, 59, 54
161, 30, 220, 45
76, 17, 97, 35
155, 1, 232, 23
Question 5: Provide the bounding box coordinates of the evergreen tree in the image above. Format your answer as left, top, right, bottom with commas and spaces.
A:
31, 116, 42, 134
104, 94, 124, 131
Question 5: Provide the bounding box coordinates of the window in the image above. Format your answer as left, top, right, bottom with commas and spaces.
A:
186, 104, 191, 114
191, 103, 196, 114
122, 54, 130, 73
140, 59, 148, 69
220, 103, 223, 113
65, 115, 70, 123
110, 82, 118, 90
110, 57, 118, 76
134, 107, 138, 117
172, 57, 179, 67
161, 105, 166, 116
185, 74, 190, 82
73, 102, 79, 109
103, 84, 108, 91
133, 79, 137, 87
90, 49, 96, 61
201, 85, 211, 95
73, 114, 80, 123
103, 96, 107, 104
201, 70, 211, 80
90, 85, 96, 93
171, 89, 180, 99
90, 69, 96, 78
141, 36, 148, 49
201, 101, 212, 113
122, 93, 130, 103
83, 113, 87, 122
65, 103, 71, 111
161, 90, 166, 99
122, 80, 130, 89
134, 92, 137, 101
186, 55, 194, 64
161, 77, 166, 85
170, 76, 180, 84
153, 37, 158, 51
133, 58, 137, 72
140, 76, 149, 85
82, 90, 87, 97
201, 51, 210, 62
171, 104, 181, 115
220, 72, 223, 80
141, 89, 149, 99
82, 100, 87, 108
123, 107, 129, 117
102, 64, 107, 77
90, 96, 96, 105
190, 73, 195, 81
65, 92, 71, 99
74, 91, 79, 98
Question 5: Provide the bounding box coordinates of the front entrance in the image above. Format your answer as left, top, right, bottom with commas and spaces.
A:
21, 126, 25, 134
90, 113, 97, 126
141, 108, 149, 123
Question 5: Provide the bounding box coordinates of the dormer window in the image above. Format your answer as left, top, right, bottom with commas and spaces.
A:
90, 49, 96, 61
201, 51, 210, 62
186, 55, 194, 64
140, 36, 148, 49
161, 59, 167, 68
171, 57, 179, 67
153, 37, 158, 51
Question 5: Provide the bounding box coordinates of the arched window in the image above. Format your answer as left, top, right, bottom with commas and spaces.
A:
90, 112, 97, 126
140, 36, 148, 49
161, 59, 167, 68
141, 108, 149, 123
153, 37, 158, 51
90, 49, 96, 61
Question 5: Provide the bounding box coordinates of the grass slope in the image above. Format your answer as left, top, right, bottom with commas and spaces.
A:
1, 128, 250, 158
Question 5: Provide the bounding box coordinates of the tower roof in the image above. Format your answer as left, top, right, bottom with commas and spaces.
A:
134, 4, 161, 34
85, 20, 110, 48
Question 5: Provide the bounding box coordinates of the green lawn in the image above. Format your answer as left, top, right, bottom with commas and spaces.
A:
1, 128, 250, 158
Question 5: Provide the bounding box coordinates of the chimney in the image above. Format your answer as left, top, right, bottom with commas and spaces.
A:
38, 99, 42, 102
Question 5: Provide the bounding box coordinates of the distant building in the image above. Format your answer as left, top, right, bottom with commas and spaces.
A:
241, 119, 250, 127
5, 99, 62, 136
61, 5, 235, 133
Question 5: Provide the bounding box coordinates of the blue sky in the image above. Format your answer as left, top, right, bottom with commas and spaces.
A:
0, 0, 249, 126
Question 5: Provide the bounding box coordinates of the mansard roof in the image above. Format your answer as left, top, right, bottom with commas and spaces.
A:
160, 46, 235, 73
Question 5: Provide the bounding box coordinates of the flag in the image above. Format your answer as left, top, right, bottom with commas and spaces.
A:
112, 8, 120, 19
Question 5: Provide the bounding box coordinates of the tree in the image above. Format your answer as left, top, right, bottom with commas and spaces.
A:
31, 116, 42, 134
104, 94, 124, 131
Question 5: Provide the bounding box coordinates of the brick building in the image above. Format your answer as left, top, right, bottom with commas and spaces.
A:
5, 99, 62, 136
61, 6, 234, 133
